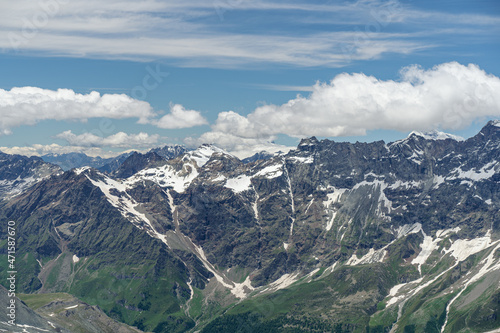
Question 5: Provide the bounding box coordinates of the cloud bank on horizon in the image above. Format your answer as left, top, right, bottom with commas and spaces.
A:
1, 62, 500, 158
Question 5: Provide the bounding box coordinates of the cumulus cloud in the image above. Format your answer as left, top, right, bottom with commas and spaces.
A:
203, 62, 500, 146
56, 131, 160, 148
153, 104, 208, 129
0, 87, 155, 135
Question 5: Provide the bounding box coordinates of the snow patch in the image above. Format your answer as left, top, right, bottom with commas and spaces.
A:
389, 180, 422, 190
409, 130, 464, 141
224, 175, 252, 193
448, 161, 498, 182
127, 163, 198, 193
73, 166, 91, 175
212, 174, 226, 182
411, 233, 437, 274
346, 248, 387, 265
326, 211, 337, 232
185, 144, 229, 168
444, 233, 493, 262
289, 156, 313, 164
65, 304, 78, 310
304, 198, 314, 214
323, 188, 347, 231
323, 189, 347, 208
267, 272, 300, 291
395, 223, 422, 238
433, 175, 446, 187
305, 268, 321, 282
72, 255, 79, 263
436, 227, 461, 238
231, 276, 255, 299
254, 164, 283, 179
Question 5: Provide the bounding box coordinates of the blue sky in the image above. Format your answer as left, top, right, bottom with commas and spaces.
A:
0, 0, 499, 158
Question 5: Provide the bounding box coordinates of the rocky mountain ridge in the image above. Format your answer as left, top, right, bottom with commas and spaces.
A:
0, 121, 499, 332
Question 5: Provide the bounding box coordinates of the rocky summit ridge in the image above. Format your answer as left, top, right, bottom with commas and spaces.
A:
0, 121, 499, 333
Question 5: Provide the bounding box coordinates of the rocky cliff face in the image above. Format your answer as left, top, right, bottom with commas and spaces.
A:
149, 144, 188, 160
0, 151, 61, 199
0, 121, 499, 333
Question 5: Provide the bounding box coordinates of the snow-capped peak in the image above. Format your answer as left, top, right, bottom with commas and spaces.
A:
184, 144, 233, 168
408, 130, 464, 141
73, 166, 92, 175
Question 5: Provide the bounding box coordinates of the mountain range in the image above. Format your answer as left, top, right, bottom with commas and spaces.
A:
39, 144, 189, 172
0, 121, 499, 333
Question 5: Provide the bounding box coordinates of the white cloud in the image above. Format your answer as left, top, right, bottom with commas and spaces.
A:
56, 130, 160, 148
153, 104, 208, 129
197, 62, 500, 151
0, 87, 154, 135
1, 0, 495, 67
0, 144, 143, 158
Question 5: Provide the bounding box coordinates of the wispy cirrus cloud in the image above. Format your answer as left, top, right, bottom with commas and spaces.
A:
0, 0, 497, 67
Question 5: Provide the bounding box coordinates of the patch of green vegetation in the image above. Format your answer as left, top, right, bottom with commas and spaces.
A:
45, 252, 68, 290
421, 253, 454, 277
313, 267, 326, 279
188, 287, 204, 319
0, 251, 41, 293
376, 300, 386, 311
368, 303, 397, 331
206, 263, 403, 332
18, 292, 73, 310
64, 251, 194, 332
437, 238, 452, 252
494, 248, 500, 260
201, 313, 351, 333
395, 286, 454, 332
445, 276, 500, 332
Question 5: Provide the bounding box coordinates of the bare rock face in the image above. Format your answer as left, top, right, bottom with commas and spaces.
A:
0, 285, 70, 332
0, 151, 61, 199
0, 121, 499, 332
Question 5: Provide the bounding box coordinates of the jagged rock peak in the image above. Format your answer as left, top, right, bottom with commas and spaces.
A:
298, 136, 319, 146
482, 119, 500, 133
488, 119, 500, 127
475, 119, 500, 139
242, 151, 274, 164
148, 144, 188, 159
